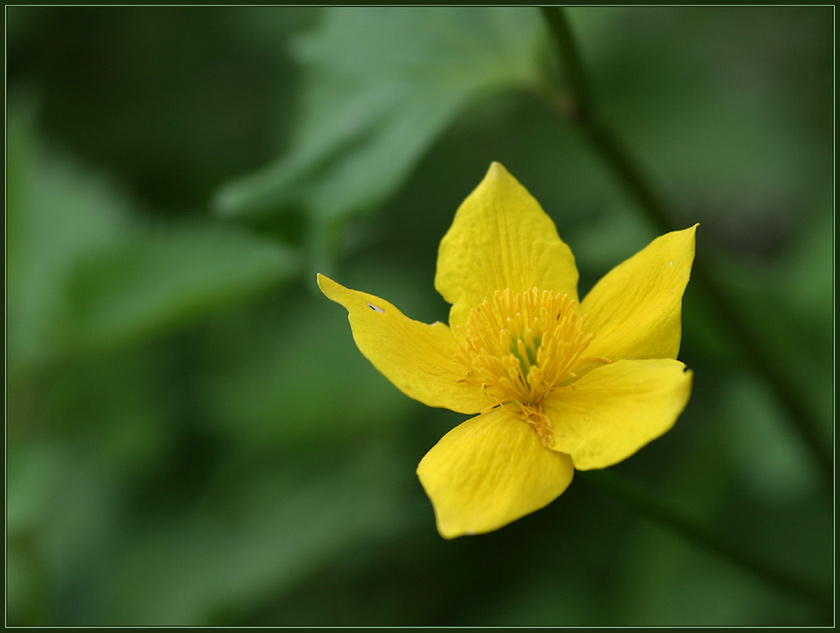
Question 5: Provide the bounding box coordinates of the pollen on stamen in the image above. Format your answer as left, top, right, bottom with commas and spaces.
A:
452, 287, 594, 444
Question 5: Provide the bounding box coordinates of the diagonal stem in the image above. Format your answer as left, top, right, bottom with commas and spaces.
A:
581, 470, 833, 616
539, 6, 832, 483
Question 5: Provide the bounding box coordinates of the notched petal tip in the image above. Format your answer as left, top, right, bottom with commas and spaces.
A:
316, 273, 342, 301
317, 273, 392, 315
316, 272, 336, 298
317, 273, 490, 414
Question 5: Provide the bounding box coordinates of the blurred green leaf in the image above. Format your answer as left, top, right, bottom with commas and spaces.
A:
213, 7, 545, 222
7, 444, 58, 536
8, 440, 123, 625
99, 439, 415, 625
64, 223, 299, 351
722, 374, 820, 505
8, 100, 129, 368
780, 198, 833, 326
8, 102, 301, 365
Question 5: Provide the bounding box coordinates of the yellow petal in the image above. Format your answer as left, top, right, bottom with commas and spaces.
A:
544, 359, 692, 470
317, 274, 489, 414
435, 162, 579, 327
581, 226, 696, 362
416, 407, 575, 539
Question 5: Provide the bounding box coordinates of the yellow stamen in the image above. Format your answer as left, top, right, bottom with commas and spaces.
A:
453, 288, 595, 446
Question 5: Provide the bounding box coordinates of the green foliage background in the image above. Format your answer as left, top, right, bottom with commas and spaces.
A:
7, 7, 833, 626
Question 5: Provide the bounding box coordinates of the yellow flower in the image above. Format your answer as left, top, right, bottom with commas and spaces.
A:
318, 162, 695, 539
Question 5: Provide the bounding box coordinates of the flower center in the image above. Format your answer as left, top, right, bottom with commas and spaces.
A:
453, 288, 593, 446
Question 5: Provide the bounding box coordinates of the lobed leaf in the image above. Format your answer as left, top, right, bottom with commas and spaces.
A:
213, 7, 546, 222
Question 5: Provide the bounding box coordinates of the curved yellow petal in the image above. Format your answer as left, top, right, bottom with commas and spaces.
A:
544, 359, 692, 470
317, 274, 489, 414
581, 226, 696, 362
416, 407, 575, 539
435, 162, 579, 327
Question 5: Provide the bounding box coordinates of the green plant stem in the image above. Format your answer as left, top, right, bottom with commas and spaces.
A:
539, 6, 594, 121
539, 7, 832, 484
582, 470, 833, 614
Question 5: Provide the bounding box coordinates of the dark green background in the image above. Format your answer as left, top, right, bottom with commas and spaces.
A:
7, 7, 833, 626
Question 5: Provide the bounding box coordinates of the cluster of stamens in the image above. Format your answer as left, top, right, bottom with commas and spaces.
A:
453, 288, 594, 447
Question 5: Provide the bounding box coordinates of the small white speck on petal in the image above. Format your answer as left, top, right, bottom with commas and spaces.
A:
367, 303, 385, 313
